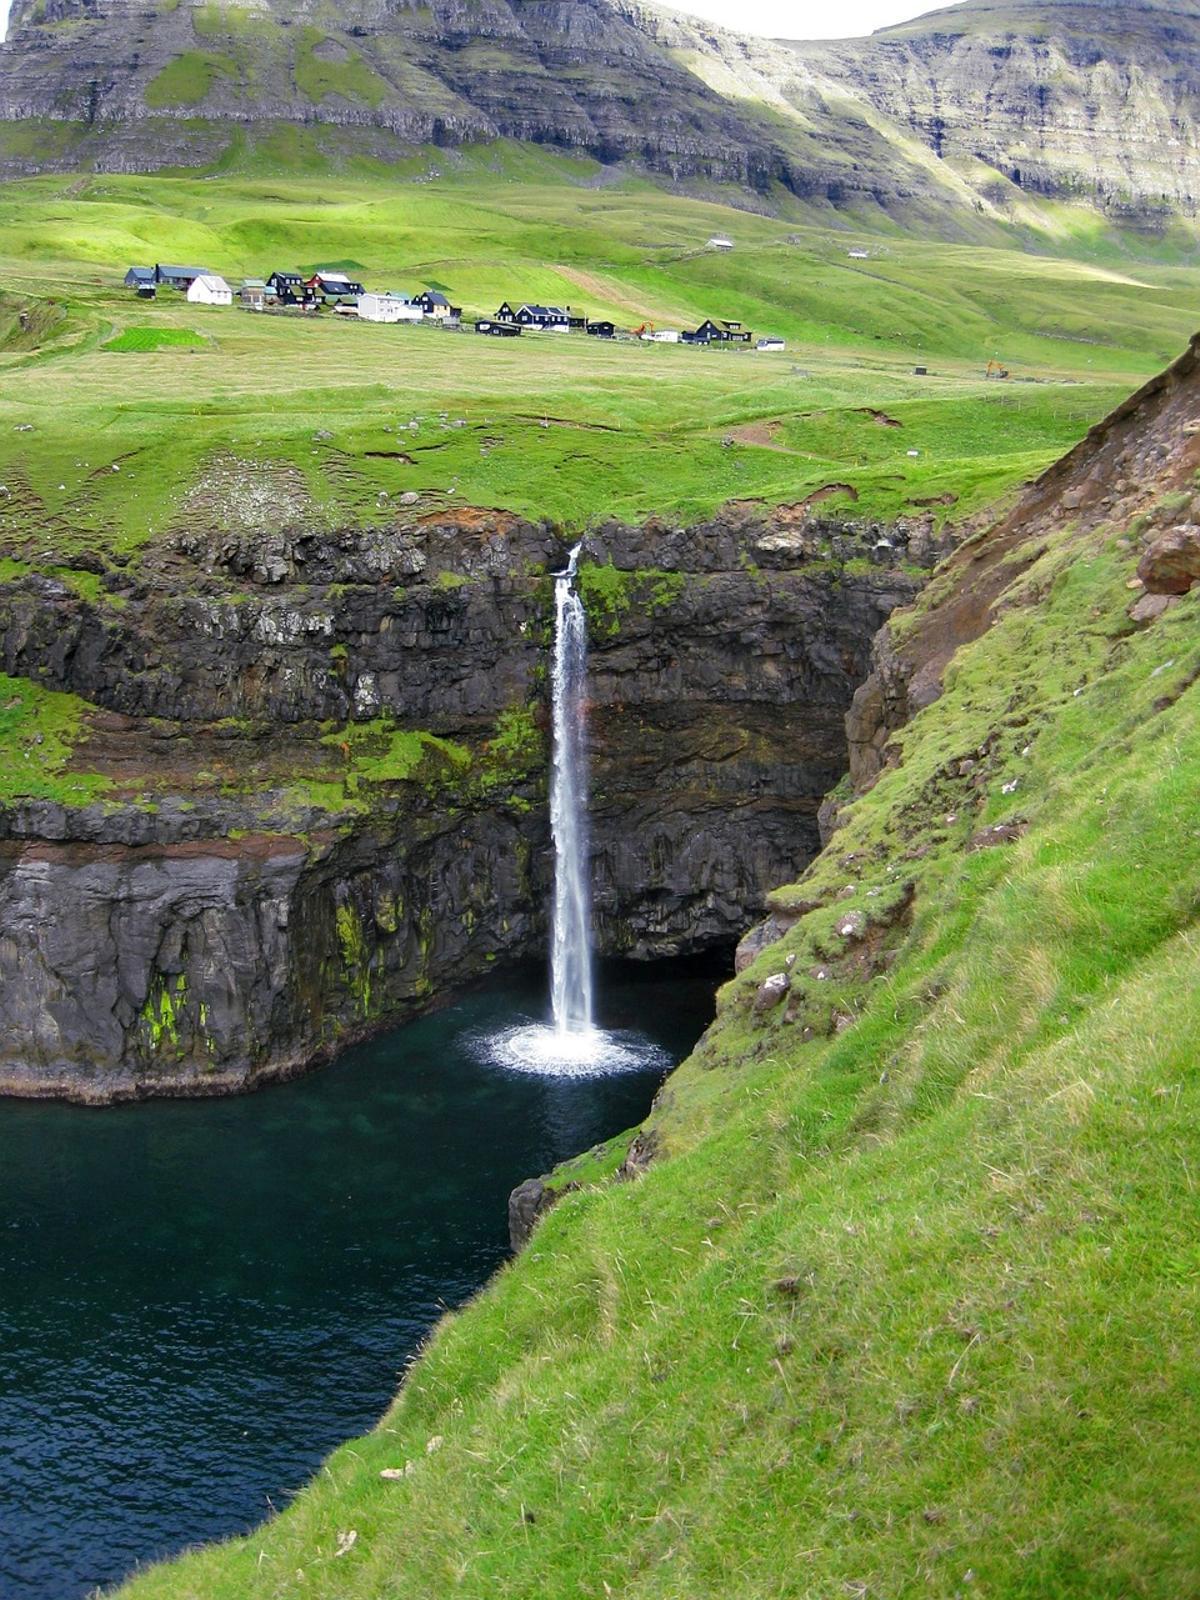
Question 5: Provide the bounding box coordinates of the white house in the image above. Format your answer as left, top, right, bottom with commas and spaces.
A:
708, 236, 735, 251
848, 249, 870, 260
357, 292, 425, 324
756, 337, 787, 352
648, 329, 681, 343
186, 274, 232, 306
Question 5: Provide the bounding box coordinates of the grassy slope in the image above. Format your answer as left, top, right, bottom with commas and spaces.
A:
0, 152, 1197, 552
118, 396, 1200, 1595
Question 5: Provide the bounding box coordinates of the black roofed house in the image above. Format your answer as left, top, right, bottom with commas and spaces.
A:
154, 264, 210, 291
267, 271, 315, 307
475, 318, 522, 337
586, 320, 616, 339
685, 318, 753, 345
306, 270, 365, 302
414, 290, 456, 320
508, 303, 570, 331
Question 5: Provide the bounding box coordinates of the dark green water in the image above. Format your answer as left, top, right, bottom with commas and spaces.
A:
0, 959, 720, 1600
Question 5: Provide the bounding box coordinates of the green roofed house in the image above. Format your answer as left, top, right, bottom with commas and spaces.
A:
240, 278, 269, 310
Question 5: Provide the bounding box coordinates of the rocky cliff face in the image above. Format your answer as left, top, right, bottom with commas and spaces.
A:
628, 0, 1200, 225
800, 0, 1200, 223
0, 0, 791, 189
2, 0, 1196, 227
0, 500, 928, 1101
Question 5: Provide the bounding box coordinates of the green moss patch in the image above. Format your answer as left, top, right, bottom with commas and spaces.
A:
294, 29, 390, 108
144, 51, 237, 109
0, 672, 110, 804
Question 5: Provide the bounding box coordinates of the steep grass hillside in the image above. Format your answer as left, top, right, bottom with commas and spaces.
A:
117, 338, 1200, 1597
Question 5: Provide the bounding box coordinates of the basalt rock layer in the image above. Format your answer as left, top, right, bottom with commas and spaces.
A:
0, 500, 929, 1101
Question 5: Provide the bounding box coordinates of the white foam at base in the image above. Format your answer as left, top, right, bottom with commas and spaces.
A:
472, 1021, 670, 1078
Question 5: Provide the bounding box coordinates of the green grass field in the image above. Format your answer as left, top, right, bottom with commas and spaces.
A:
0, 150, 1197, 552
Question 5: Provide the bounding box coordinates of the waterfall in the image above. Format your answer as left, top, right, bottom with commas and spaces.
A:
474, 545, 662, 1076
549, 544, 594, 1035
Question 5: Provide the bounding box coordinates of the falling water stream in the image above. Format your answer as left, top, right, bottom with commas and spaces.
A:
478, 546, 668, 1076
549, 543, 594, 1034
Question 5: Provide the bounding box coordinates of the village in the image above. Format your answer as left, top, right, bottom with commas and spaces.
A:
122, 263, 787, 352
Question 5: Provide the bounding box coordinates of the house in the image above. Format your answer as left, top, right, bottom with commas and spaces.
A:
267, 271, 313, 306
358, 292, 425, 324
648, 329, 681, 344
475, 318, 522, 337
499, 302, 571, 331
124, 267, 156, 292
306, 270, 365, 302
154, 264, 210, 291
848, 249, 870, 260
187, 274, 233, 306
586, 320, 616, 339
684, 318, 753, 346
240, 279, 269, 310
707, 236, 734, 251
756, 336, 787, 352
414, 290, 459, 321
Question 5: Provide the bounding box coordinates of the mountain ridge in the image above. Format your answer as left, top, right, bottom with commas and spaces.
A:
1, 0, 1199, 228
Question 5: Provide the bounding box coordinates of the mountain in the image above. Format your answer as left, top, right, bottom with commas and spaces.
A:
627, 0, 1200, 225
802, 0, 1200, 223
0, 0, 802, 190
2, 0, 1200, 230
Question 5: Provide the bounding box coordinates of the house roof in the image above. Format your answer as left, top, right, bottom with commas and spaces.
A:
157, 264, 209, 279
126, 267, 155, 281
419, 290, 450, 305
191, 274, 231, 293
241, 278, 268, 289
520, 304, 568, 318
270, 271, 304, 282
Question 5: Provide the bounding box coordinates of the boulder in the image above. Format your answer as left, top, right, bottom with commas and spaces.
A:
1128, 591, 1179, 626
754, 972, 791, 1013
1137, 525, 1200, 594
508, 1179, 551, 1251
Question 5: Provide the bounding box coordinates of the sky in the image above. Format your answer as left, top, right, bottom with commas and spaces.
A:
652, 0, 940, 38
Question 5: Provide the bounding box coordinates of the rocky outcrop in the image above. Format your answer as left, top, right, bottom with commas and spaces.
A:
0, 501, 927, 1100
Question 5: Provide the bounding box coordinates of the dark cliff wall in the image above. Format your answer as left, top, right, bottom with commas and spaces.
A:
0, 503, 929, 1101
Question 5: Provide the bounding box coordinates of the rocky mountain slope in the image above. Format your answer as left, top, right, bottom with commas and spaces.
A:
118, 332, 1200, 1600
630, 0, 1200, 224
2, 0, 1199, 227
